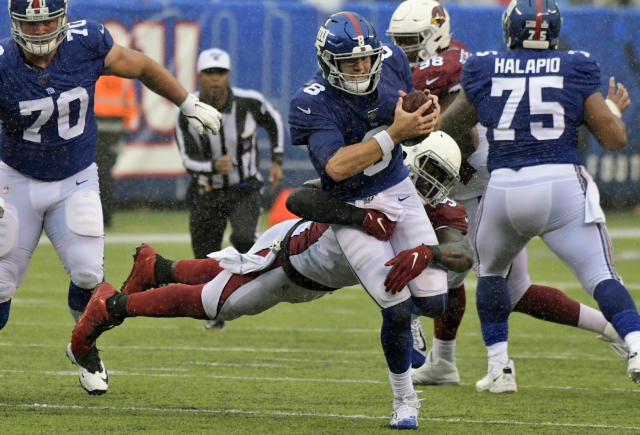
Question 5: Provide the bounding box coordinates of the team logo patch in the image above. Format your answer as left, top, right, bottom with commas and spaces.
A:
431, 6, 446, 26
367, 108, 378, 120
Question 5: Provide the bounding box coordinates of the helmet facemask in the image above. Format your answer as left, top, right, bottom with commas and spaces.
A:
10, 0, 69, 56
408, 150, 459, 207
319, 48, 383, 96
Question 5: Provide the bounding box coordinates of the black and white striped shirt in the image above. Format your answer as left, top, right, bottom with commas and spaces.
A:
175, 87, 284, 189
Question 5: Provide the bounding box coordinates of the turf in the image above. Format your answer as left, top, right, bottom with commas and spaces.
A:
1, 210, 639, 433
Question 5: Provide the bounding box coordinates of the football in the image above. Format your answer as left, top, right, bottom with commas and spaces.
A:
402, 90, 435, 115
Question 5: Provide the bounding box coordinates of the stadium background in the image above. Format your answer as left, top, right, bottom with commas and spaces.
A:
1, 0, 639, 208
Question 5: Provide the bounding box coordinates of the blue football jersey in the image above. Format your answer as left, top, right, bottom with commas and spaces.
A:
462, 49, 600, 172
289, 44, 412, 201
0, 20, 113, 181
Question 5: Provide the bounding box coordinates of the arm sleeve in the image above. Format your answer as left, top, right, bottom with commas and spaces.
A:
286, 185, 366, 226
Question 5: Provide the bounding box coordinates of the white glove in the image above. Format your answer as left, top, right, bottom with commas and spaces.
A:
179, 93, 222, 135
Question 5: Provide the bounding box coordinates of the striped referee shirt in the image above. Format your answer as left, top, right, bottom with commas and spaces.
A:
175, 87, 284, 189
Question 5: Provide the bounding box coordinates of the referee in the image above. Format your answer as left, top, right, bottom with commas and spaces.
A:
175, 48, 285, 259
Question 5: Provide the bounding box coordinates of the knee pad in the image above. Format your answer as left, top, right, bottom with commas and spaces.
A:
0, 299, 11, 330
70, 270, 101, 292
413, 293, 448, 318
66, 190, 103, 237
0, 202, 18, 258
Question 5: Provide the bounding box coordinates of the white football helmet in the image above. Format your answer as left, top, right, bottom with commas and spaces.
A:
9, 0, 69, 56
403, 131, 461, 207
386, 0, 452, 68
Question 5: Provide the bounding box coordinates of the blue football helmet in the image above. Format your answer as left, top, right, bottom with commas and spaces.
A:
315, 11, 383, 96
9, 0, 69, 56
502, 0, 562, 50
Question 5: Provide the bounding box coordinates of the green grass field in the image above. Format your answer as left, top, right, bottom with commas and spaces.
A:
2, 209, 640, 434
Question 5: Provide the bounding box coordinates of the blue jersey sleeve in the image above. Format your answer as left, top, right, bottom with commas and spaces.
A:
74, 20, 114, 67
565, 51, 601, 100
461, 52, 492, 106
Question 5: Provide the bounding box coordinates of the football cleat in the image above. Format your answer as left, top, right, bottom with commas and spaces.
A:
71, 283, 124, 359
410, 317, 427, 368
597, 322, 630, 360
389, 393, 420, 430
66, 342, 108, 395
475, 360, 517, 393
121, 243, 158, 294
411, 350, 460, 385
204, 319, 226, 330
627, 352, 640, 384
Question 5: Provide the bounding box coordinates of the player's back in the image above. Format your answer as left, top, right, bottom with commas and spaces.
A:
0, 20, 113, 181
462, 49, 601, 172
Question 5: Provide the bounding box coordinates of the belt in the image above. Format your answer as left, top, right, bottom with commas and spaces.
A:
279, 219, 339, 292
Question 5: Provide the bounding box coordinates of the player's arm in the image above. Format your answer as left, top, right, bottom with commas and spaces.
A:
325, 93, 439, 181
439, 89, 478, 160
433, 227, 473, 273
286, 182, 396, 241
103, 43, 221, 135
584, 77, 630, 151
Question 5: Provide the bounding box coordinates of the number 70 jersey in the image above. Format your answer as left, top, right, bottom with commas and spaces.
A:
461, 49, 601, 172
0, 20, 113, 181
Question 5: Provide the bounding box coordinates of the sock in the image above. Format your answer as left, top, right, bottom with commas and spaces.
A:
68, 281, 94, 322
625, 331, 640, 355
154, 255, 176, 285
594, 279, 640, 339
434, 284, 466, 341
126, 283, 208, 318
389, 368, 416, 404
432, 338, 456, 363
381, 299, 413, 374
0, 300, 11, 330
577, 303, 608, 334
173, 258, 224, 285
513, 284, 580, 326
487, 341, 509, 372
476, 276, 510, 346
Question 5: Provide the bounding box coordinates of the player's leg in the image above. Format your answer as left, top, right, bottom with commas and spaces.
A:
541, 178, 640, 382
474, 177, 543, 393
228, 186, 261, 254
0, 165, 42, 331
188, 187, 227, 259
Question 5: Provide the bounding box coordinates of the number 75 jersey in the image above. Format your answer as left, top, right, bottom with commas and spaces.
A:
0, 20, 114, 181
461, 49, 601, 172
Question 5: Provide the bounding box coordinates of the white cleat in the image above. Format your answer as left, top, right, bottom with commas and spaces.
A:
627, 352, 640, 384
389, 393, 420, 430
410, 316, 427, 368
475, 360, 517, 393
597, 322, 630, 360
66, 342, 108, 395
411, 350, 460, 385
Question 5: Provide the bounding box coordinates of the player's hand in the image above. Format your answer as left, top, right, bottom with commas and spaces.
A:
384, 244, 434, 293
180, 93, 222, 135
459, 159, 477, 184
388, 91, 440, 143
362, 209, 396, 241
607, 77, 631, 115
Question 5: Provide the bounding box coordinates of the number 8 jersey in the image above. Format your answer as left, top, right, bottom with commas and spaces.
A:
461, 49, 600, 172
0, 20, 114, 181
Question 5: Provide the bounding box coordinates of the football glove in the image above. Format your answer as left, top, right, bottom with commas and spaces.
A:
180, 93, 222, 135
384, 244, 434, 294
362, 209, 396, 241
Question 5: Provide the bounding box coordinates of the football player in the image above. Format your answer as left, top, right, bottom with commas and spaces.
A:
440, 0, 640, 392
386, 0, 626, 388
288, 11, 442, 429
0, 0, 221, 396
68, 134, 472, 427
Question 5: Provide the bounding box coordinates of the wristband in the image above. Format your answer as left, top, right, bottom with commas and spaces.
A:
605, 98, 622, 119
373, 130, 395, 158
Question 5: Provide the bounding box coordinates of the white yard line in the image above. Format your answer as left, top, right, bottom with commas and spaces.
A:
0, 402, 638, 430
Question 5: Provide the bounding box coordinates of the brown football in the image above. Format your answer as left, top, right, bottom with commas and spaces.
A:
402, 90, 434, 114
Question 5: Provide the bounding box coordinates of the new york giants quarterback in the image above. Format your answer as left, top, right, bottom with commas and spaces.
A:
440, 0, 640, 391
0, 0, 221, 396
289, 11, 443, 429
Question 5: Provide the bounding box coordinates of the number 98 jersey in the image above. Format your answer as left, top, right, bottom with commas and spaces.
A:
0, 20, 114, 181
461, 49, 600, 172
